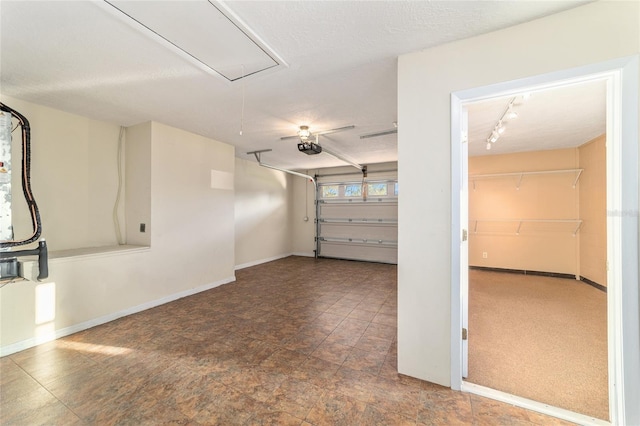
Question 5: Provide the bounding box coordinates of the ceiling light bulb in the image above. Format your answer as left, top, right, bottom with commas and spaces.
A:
497, 123, 505, 134
507, 111, 518, 119
489, 131, 499, 143
298, 125, 311, 140
486, 142, 492, 150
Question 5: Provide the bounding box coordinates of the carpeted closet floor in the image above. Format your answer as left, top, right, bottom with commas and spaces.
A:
467, 269, 608, 421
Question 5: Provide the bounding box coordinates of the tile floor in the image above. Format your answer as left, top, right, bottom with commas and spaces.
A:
1, 256, 575, 425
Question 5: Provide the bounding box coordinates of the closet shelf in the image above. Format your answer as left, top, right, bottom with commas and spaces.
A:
471, 219, 583, 236
469, 168, 583, 190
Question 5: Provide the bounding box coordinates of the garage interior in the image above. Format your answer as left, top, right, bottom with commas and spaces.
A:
1, 1, 639, 425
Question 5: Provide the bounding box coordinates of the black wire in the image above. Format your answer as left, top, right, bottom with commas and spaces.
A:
0, 102, 42, 248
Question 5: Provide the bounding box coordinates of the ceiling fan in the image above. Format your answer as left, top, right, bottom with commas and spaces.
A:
359, 122, 398, 139
280, 124, 356, 142
279, 124, 363, 170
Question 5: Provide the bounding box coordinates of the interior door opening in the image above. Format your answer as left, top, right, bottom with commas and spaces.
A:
464, 80, 609, 421
451, 56, 640, 426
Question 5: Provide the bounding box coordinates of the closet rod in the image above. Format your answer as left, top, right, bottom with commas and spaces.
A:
469, 168, 583, 179
470, 168, 583, 190
472, 219, 583, 236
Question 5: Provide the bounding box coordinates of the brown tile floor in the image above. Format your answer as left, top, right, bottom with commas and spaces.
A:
1, 256, 575, 425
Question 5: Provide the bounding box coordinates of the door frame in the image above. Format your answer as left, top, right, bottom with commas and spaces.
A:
450, 56, 639, 425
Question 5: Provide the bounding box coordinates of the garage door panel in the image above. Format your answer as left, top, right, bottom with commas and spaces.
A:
319, 242, 398, 264
317, 179, 398, 264
319, 203, 397, 220
319, 223, 397, 241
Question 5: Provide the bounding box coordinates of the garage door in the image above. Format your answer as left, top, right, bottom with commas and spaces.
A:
317, 179, 398, 264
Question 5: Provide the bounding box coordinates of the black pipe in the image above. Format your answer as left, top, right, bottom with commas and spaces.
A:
0, 102, 42, 248
37, 240, 48, 281
0, 240, 48, 281
0, 102, 47, 281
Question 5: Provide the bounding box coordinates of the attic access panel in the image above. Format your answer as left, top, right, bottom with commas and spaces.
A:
105, 0, 283, 81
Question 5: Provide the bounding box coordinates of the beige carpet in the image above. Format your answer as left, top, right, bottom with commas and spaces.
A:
466, 269, 609, 421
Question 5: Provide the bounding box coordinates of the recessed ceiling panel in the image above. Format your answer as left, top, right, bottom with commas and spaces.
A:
105, 0, 282, 81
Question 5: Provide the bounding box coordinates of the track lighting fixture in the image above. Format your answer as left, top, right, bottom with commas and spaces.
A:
485, 96, 521, 150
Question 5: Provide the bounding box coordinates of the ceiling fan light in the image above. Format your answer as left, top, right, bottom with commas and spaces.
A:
298, 125, 311, 140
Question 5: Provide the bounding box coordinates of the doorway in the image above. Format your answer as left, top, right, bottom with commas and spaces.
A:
450, 57, 640, 426
464, 81, 608, 420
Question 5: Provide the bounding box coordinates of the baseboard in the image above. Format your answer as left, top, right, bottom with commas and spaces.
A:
0, 275, 236, 357
234, 253, 294, 271
580, 276, 607, 293
291, 252, 315, 258
470, 266, 607, 293
470, 266, 576, 280
461, 381, 609, 426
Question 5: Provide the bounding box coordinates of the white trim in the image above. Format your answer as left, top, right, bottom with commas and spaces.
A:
461, 382, 610, 426
291, 251, 316, 258
95, 1, 287, 86
450, 93, 463, 390
0, 275, 236, 357
451, 55, 639, 424
234, 253, 293, 271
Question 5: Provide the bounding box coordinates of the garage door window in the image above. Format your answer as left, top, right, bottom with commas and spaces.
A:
322, 185, 339, 198
345, 184, 362, 197
367, 183, 388, 196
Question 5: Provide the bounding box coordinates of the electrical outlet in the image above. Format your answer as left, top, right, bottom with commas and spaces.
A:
482, 252, 488, 259
140, 223, 146, 233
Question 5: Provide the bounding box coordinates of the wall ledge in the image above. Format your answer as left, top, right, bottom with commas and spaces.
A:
47, 244, 150, 261
16, 245, 151, 281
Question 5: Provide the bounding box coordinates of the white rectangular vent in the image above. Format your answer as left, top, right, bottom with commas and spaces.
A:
105, 0, 284, 81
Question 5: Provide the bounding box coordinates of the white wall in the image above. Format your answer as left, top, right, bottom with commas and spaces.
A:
125, 121, 151, 246
1, 103, 237, 352
397, 1, 639, 417
234, 157, 293, 269
291, 174, 316, 257
3, 95, 125, 250
149, 121, 235, 287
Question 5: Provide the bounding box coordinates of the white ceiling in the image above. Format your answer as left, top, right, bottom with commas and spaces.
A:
0, 0, 598, 171
467, 80, 606, 157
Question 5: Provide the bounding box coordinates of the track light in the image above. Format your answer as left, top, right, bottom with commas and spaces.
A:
485, 96, 520, 150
